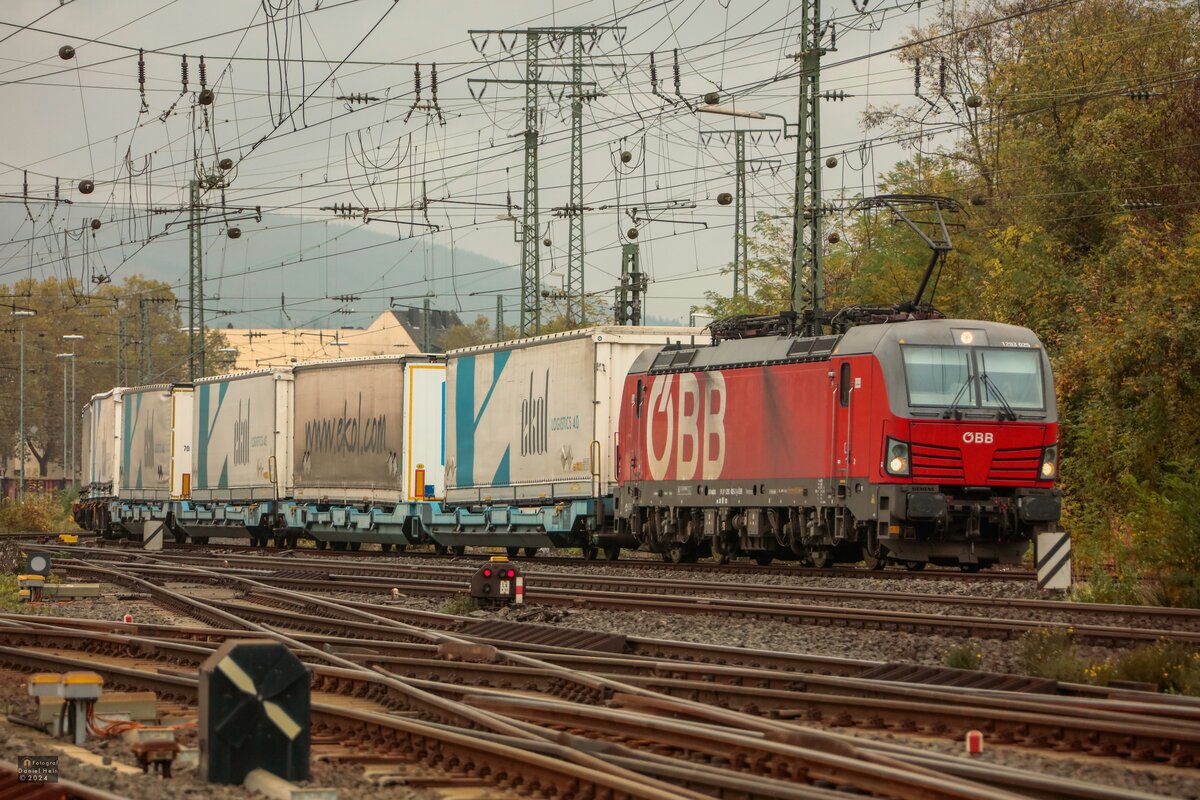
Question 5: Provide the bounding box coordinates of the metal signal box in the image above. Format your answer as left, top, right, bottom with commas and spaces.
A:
469, 557, 524, 606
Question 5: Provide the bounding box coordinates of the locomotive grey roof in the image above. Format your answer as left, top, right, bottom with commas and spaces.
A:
630, 318, 1046, 375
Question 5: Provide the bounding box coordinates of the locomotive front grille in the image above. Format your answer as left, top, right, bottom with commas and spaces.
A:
910, 442, 964, 481
987, 446, 1042, 482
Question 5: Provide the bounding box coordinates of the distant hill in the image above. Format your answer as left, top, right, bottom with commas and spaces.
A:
0, 202, 518, 329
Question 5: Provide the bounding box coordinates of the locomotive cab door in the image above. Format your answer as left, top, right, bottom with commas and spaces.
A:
625, 377, 646, 483
831, 361, 858, 479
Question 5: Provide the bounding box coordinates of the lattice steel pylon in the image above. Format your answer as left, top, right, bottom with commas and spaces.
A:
789, 0, 826, 328
188, 178, 205, 379
566, 29, 585, 326
734, 131, 748, 298
520, 33, 542, 337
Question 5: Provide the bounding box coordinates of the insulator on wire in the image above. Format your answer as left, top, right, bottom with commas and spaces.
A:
199, 56, 208, 88
938, 57, 947, 97
181, 54, 188, 94
672, 49, 682, 95
413, 63, 422, 100
649, 52, 659, 92
914, 59, 921, 97
430, 63, 438, 96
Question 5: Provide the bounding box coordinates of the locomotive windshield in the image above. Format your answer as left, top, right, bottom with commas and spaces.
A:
902, 345, 1045, 412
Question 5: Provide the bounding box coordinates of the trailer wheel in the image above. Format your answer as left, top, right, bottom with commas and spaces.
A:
602, 544, 621, 561
523, 547, 538, 558
273, 536, 285, 549
349, 542, 361, 552
506, 547, 520, 558
808, 549, 832, 569
582, 544, 598, 561
434, 544, 448, 556
753, 552, 774, 566
315, 539, 327, 550
451, 545, 465, 556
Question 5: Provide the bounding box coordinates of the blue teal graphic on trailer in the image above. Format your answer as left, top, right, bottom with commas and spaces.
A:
454, 351, 511, 487
196, 381, 231, 489
122, 392, 142, 489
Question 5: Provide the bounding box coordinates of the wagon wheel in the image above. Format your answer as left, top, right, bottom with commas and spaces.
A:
602, 544, 621, 561
753, 552, 774, 566
904, 560, 926, 571
959, 563, 982, 573
808, 549, 833, 569
349, 541, 361, 552
451, 545, 466, 556
315, 539, 328, 551
523, 547, 539, 558
581, 543, 598, 561
434, 544, 448, 556
506, 547, 520, 558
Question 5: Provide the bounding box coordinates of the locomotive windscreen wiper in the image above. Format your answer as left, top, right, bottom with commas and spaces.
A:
980, 372, 1018, 421
943, 373, 973, 420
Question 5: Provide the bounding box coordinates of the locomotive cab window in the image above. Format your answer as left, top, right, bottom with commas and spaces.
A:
635, 379, 644, 417
902, 345, 1045, 411
839, 363, 851, 407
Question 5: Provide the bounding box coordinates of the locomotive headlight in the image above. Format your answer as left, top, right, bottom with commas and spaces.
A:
885, 438, 910, 476
1040, 444, 1058, 480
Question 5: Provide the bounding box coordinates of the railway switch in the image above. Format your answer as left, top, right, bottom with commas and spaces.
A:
470, 557, 524, 606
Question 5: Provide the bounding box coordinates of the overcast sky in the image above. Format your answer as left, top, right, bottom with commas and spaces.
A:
0, 0, 951, 324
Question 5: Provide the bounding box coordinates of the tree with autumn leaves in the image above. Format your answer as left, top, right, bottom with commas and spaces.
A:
0, 276, 229, 479
703, 0, 1200, 596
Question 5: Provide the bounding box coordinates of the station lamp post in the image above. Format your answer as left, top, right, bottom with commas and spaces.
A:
13, 310, 35, 501
56, 353, 74, 488
63, 334, 84, 487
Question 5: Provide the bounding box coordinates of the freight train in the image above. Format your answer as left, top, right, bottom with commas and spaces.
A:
74, 318, 1061, 569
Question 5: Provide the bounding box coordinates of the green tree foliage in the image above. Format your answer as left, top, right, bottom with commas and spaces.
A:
702, 0, 1200, 587
0, 276, 228, 476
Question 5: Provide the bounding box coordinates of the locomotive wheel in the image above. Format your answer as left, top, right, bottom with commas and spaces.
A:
506, 547, 520, 558
315, 539, 328, 550
452, 545, 466, 556
582, 544, 598, 561
523, 547, 538, 558
602, 544, 621, 561
905, 561, 926, 571
959, 563, 982, 573
753, 552, 774, 566
808, 549, 833, 569
861, 543, 887, 571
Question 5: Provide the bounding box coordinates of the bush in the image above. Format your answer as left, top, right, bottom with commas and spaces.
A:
943, 643, 983, 670
0, 491, 76, 533
1018, 628, 1087, 682
1106, 642, 1200, 696
1069, 565, 1146, 606
439, 596, 477, 616
1124, 461, 1200, 607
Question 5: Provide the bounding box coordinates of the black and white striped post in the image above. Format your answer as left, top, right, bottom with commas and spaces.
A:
1036, 531, 1071, 591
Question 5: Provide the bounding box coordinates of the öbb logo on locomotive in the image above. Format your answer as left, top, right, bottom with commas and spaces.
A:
962, 431, 994, 444
645, 372, 726, 481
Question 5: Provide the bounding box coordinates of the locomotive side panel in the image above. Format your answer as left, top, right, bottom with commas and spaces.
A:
192, 370, 292, 502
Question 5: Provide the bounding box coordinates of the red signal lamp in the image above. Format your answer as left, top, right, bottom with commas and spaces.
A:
505, 569, 516, 578
483, 568, 493, 578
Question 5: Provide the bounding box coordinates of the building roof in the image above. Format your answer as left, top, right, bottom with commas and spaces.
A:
217, 308, 461, 372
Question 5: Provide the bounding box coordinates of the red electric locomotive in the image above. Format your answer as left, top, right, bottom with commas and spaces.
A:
613, 316, 1061, 569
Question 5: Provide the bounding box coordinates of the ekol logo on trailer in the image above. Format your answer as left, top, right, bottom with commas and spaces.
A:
520, 370, 549, 456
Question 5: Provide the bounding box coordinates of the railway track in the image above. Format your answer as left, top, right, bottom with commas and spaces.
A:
0, 569, 1189, 799
41, 547, 1200, 645
11, 531, 1038, 581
